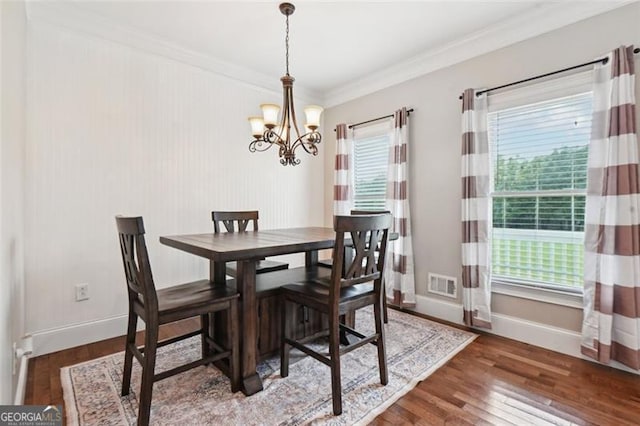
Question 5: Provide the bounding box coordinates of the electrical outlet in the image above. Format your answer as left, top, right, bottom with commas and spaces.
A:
75, 283, 89, 301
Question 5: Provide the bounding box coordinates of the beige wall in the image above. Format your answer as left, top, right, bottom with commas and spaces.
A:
322, 4, 640, 332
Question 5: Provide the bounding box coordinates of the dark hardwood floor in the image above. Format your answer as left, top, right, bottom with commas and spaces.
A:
25, 313, 640, 425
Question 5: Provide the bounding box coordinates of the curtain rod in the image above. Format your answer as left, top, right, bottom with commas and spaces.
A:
458, 47, 640, 100
333, 108, 414, 132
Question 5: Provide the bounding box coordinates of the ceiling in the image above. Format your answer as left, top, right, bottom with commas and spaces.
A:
34, 1, 631, 106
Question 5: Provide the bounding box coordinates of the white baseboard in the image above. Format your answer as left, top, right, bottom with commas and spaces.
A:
30, 296, 638, 375
31, 314, 140, 357
414, 294, 464, 325
412, 294, 639, 375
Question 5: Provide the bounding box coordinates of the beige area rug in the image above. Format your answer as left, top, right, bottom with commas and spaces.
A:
62, 307, 476, 425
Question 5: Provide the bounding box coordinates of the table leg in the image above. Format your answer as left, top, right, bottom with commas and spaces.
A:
305, 250, 318, 267
210, 260, 226, 284
235, 259, 263, 395
210, 260, 229, 349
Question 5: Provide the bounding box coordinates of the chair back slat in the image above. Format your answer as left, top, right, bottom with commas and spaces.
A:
331, 214, 391, 291
116, 216, 158, 313
351, 210, 391, 251
212, 211, 259, 233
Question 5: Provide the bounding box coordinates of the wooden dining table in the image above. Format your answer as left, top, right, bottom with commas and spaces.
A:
159, 227, 340, 396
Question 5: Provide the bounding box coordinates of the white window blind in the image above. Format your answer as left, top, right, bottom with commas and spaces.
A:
489, 92, 592, 290
353, 126, 390, 210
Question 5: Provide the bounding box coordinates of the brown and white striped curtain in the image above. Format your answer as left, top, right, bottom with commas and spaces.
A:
581, 45, 640, 370
333, 123, 353, 215
461, 89, 492, 329
385, 108, 416, 307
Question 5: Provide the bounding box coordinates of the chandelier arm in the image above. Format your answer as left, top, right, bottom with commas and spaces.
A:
287, 86, 303, 142
267, 128, 286, 146
290, 136, 308, 154
249, 137, 276, 153
293, 133, 321, 155
280, 82, 289, 150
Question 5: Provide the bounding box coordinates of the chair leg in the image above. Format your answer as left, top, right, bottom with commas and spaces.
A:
374, 298, 388, 385
121, 311, 137, 396
228, 300, 240, 393
328, 312, 342, 416
338, 313, 348, 345
382, 277, 389, 324
280, 299, 291, 378
137, 323, 158, 426
200, 314, 210, 360
383, 291, 389, 324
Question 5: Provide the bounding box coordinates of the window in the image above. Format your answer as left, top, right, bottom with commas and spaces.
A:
488, 74, 593, 292
352, 123, 390, 210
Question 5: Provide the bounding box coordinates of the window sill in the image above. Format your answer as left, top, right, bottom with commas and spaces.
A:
491, 280, 583, 309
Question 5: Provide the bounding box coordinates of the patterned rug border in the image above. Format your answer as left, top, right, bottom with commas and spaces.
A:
61, 310, 477, 425
348, 332, 476, 425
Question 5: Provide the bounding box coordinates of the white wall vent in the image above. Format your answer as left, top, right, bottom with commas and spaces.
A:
428, 273, 457, 298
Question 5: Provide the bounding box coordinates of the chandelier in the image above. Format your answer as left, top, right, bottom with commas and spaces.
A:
247, 2, 323, 166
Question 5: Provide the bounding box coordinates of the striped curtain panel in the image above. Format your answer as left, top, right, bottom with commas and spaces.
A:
461, 89, 492, 329
385, 108, 416, 307
333, 123, 353, 215
581, 45, 640, 370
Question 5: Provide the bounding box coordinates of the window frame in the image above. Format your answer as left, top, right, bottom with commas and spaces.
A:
487, 71, 593, 304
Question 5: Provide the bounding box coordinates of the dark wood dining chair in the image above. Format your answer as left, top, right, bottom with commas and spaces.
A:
280, 213, 392, 415
116, 216, 240, 426
319, 209, 391, 323
212, 210, 289, 275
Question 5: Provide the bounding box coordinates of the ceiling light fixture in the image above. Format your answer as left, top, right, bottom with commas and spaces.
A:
247, 2, 323, 166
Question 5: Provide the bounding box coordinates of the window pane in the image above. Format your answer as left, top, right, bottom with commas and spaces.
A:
492, 94, 591, 193
493, 196, 585, 232
492, 227, 584, 287
489, 92, 591, 290
353, 133, 389, 210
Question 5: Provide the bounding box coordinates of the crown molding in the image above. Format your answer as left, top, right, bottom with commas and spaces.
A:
23, 1, 634, 108
24, 1, 324, 104
322, 1, 634, 108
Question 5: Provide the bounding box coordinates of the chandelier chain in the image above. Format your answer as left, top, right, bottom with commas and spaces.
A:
285, 14, 290, 76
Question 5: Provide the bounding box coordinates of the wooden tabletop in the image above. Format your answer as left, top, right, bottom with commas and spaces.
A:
159, 227, 337, 262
